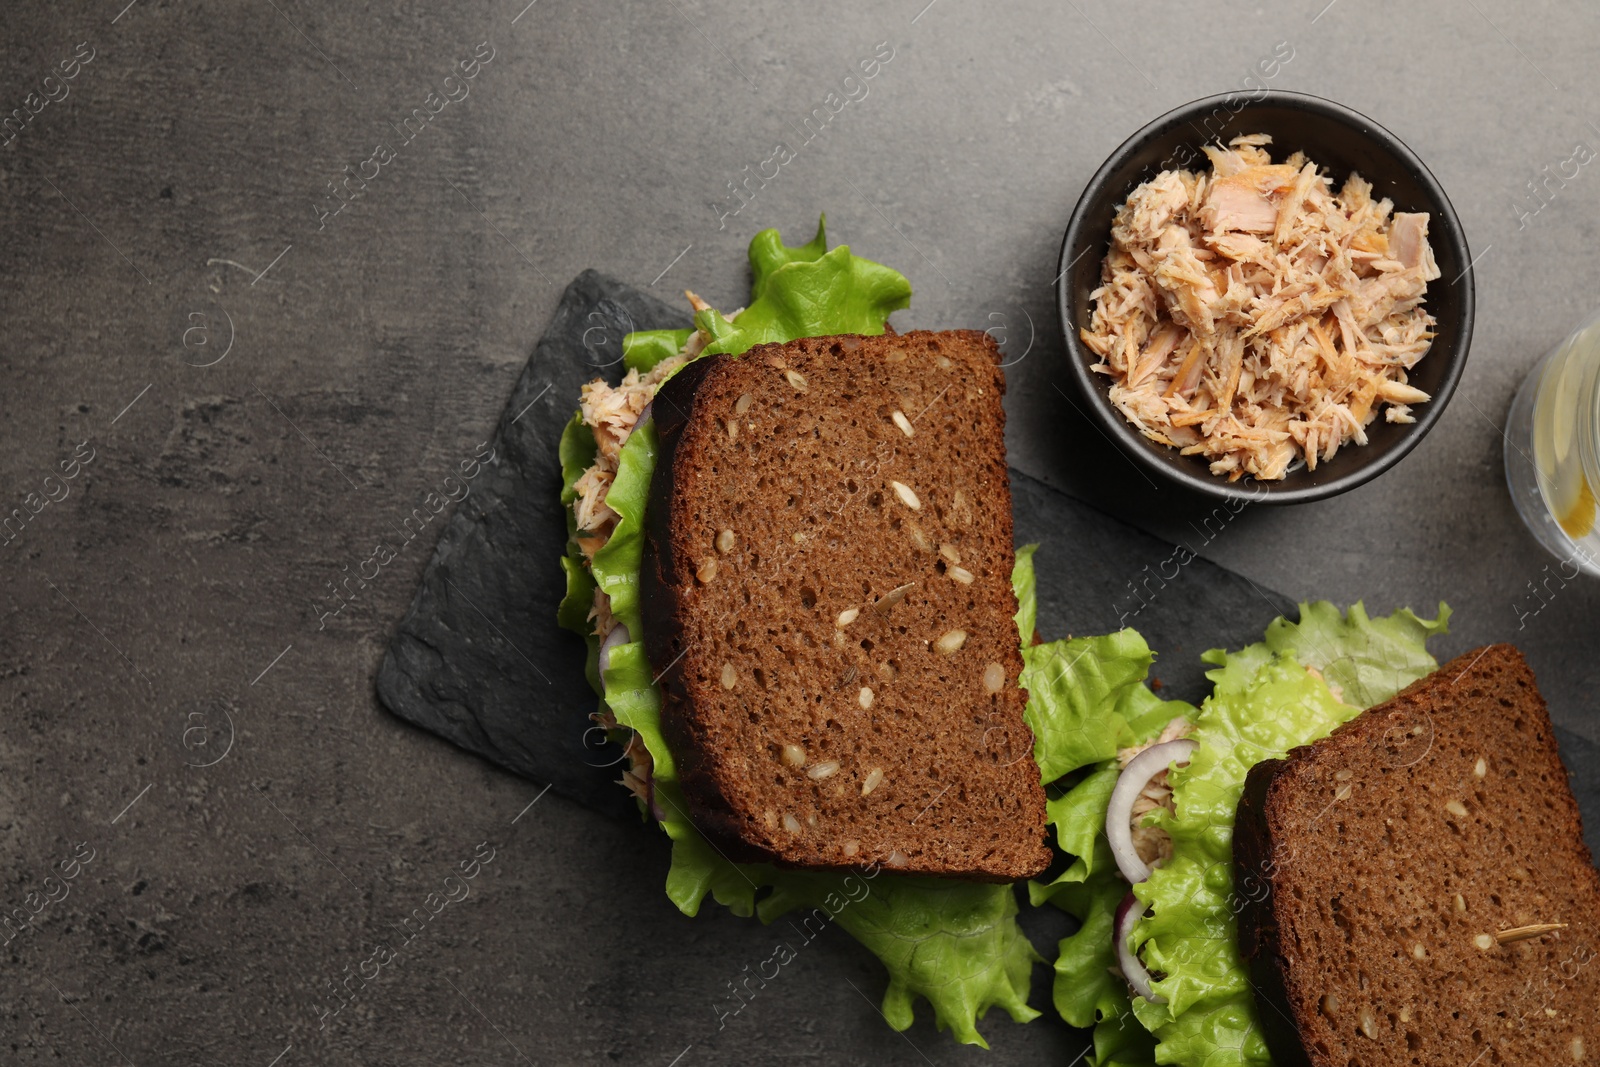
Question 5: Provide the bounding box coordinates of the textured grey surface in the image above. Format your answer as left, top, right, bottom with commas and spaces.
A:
4, 0, 1600, 1063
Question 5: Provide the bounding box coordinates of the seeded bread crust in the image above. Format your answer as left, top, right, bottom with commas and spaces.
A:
1235, 645, 1600, 1067
640, 330, 1051, 881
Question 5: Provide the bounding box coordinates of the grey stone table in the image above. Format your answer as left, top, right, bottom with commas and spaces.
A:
3, 1, 1596, 1064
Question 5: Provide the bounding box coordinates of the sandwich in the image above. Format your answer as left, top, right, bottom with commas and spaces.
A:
1235, 645, 1600, 1067
1038, 604, 1600, 1067
558, 218, 1078, 1044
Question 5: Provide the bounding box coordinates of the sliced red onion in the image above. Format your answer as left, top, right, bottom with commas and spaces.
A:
598, 622, 632, 676
625, 401, 653, 441
1107, 738, 1198, 885
1114, 891, 1164, 1004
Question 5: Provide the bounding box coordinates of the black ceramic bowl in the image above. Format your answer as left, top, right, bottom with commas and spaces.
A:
1057, 91, 1474, 504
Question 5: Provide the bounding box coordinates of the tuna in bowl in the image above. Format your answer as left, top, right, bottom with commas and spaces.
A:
1057, 91, 1474, 505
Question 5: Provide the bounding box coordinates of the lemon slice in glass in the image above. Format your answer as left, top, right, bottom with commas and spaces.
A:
1537, 336, 1596, 540
1558, 472, 1597, 539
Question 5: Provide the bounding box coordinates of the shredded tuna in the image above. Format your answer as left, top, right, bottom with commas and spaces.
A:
569, 301, 747, 575
572, 351, 691, 564
586, 583, 616, 637
1082, 135, 1440, 481
1116, 717, 1194, 869
591, 705, 656, 809
569, 295, 741, 804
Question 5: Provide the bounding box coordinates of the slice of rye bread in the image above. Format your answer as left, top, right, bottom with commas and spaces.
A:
1234, 645, 1600, 1067
639, 329, 1051, 881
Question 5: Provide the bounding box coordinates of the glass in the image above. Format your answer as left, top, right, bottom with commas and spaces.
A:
1505, 309, 1600, 577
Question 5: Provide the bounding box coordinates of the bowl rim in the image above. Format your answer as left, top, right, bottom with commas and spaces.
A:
1056, 89, 1475, 505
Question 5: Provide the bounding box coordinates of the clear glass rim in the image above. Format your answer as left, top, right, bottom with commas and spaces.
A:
1519, 323, 1600, 577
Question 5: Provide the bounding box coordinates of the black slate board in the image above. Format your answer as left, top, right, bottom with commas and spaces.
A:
1013, 471, 1295, 703
374, 272, 1297, 816
376, 270, 686, 819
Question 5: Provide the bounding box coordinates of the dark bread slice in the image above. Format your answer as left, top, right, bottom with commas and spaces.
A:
640, 330, 1051, 881
1235, 645, 1600, 1067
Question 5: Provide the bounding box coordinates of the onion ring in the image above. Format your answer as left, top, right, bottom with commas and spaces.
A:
1114, 891, 1164, 1003
598, 621, 633, 677
1107, 738, 1198, 884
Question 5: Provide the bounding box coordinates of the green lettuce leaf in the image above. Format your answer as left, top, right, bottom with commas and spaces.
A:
1128, 602, 1450, 1067
1023, 629, 1191, 1067
1201, 599, 1451, 709
695, 216, 912, 358
760, 872, 1041, 1043
1012, 543, 1039, 644
1021, 631, 1194, 784
1046, 861, 1160, 1067
622, 328, 693, 374
557, 412, 602, 691
588, 419, 657, 644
